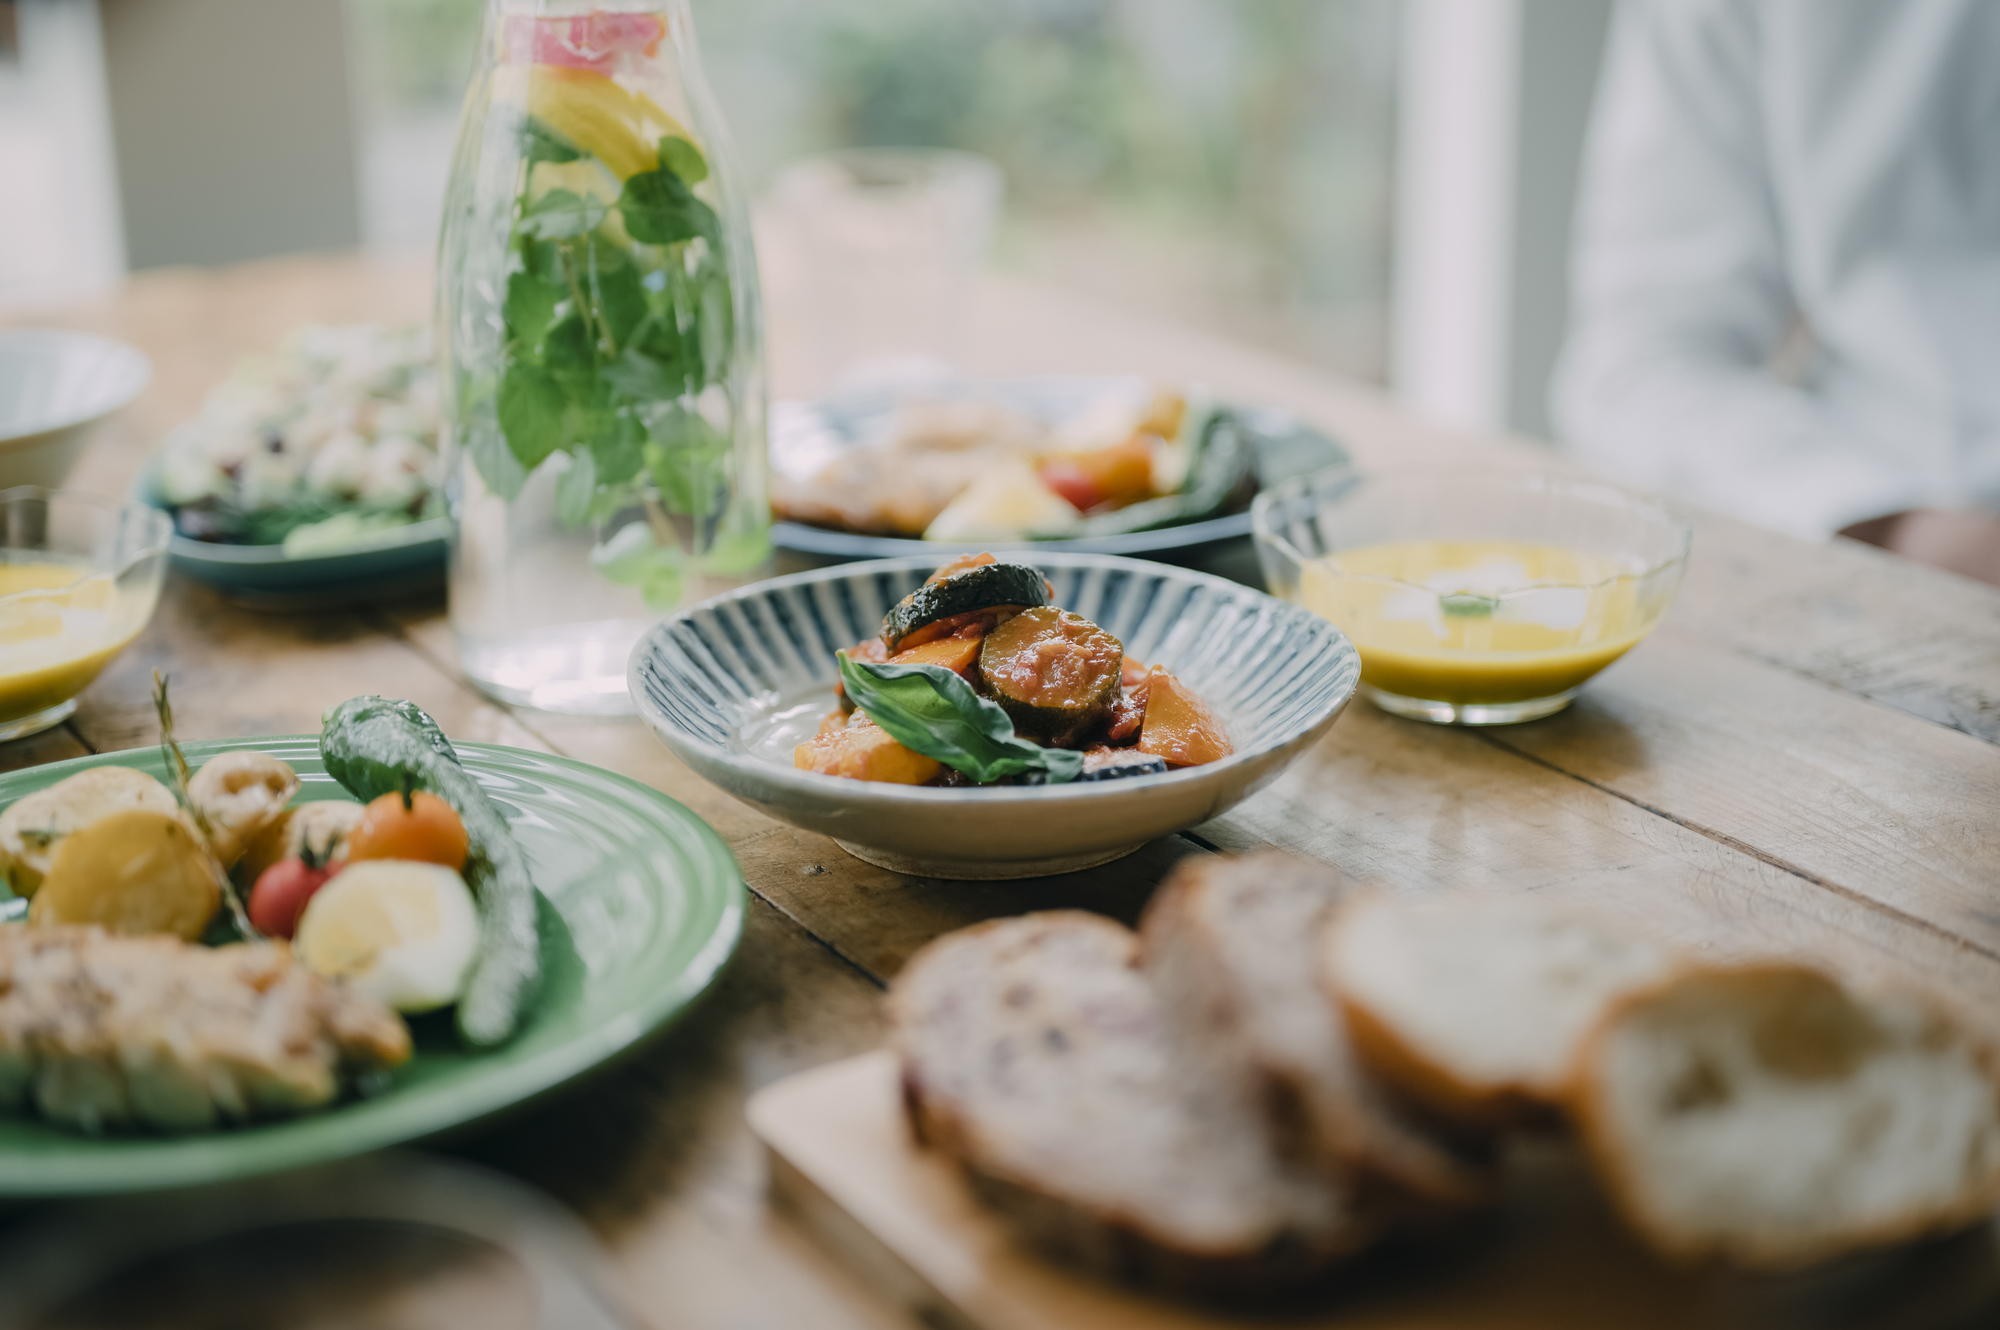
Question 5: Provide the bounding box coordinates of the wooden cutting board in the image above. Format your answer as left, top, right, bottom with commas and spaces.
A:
748, 1052, 2000, 1330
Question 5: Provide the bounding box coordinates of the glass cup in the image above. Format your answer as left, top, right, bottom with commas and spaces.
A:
769, 148, 1003, 393
0, 488, 170, 742
438, 1, 770, 715
1254, 467, 1692, 724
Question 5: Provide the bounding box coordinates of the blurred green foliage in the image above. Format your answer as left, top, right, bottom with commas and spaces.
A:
348, 0, 1396, 375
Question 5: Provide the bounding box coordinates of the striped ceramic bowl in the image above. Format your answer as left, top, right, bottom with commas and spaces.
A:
628, 553, 1360, 879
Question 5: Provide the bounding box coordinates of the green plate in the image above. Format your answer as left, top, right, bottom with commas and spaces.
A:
0, 737, 745, 1197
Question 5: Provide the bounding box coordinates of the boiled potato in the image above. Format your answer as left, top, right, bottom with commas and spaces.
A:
237, 799, 364, 885
0, 766, 180, 897
30, 809, 220, 940
188, 751, 300, 868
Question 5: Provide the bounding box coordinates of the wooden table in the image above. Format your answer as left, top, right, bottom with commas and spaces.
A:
7, 254, 2000, 1328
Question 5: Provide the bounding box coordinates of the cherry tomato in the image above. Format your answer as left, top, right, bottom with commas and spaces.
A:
345, 790, 470, 872
1038, 459, 1103, 513
249, 858, 339, 939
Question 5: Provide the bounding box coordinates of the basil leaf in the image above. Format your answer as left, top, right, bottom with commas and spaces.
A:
837, 655, 1084, 785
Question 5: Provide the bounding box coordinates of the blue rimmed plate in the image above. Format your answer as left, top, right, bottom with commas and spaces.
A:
629, 554, 1360, 879
769, 376, 1347, 559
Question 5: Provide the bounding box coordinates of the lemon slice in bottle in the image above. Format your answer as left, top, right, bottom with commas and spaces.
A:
295, 860, 480, 1013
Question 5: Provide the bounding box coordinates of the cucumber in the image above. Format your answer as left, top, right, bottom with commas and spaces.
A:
976, 606, 1123, 743
882, 559, 1050, 651
320, 696, 541, 1048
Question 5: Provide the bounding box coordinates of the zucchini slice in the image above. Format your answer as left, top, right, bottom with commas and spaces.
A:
882, 559, 1050, 651
976, 606, 1123, 743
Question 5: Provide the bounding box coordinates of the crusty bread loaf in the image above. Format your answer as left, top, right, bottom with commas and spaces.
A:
890, 910, 1372, 1297
1572, 963, 2000, 1270
1323, 893, 1678, 1127
1138, 854, 1494, 1214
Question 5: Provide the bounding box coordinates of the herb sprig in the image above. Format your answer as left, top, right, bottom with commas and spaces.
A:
482, 118, 762, 610
152, 672, 260, 940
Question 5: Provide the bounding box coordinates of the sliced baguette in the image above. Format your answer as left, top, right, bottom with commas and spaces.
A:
1323, 893, 1679, 1127
1138, 854, 1495, 1214
1572, 963, 2000, 1270
890, 910, 1371, 1296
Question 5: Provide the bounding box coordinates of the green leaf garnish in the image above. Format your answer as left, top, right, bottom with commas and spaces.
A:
496, 363, 567, 469
657, 135, 708, 184
521, 114, 583, 164
836, 655, 1084, 786
619, 165, 719, 246
518, 188, 606, 241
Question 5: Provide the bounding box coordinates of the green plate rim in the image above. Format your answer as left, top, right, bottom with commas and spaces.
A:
0, 736, 746, 1198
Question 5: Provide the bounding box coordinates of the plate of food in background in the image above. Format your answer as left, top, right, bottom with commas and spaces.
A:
769, 376, 1347, 560
136, 325, 451, 602
0, 690, 742, 1196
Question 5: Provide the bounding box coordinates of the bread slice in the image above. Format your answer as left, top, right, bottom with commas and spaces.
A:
890, 910, 1372, 1297
1572, 963, 2000, 1270
1138, 854, 1494, 1214
1323, 893, 1679, 1127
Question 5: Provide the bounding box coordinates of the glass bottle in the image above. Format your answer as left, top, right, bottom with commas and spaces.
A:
438, 1, 767, 714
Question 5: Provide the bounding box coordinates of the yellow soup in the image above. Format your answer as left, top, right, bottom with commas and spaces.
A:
0, 559, 149, 724
1296, 542, 1667, 704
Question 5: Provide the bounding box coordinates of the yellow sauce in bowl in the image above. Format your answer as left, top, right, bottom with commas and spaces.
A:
0, 559, 151, 724
1297, 541, 1670, 705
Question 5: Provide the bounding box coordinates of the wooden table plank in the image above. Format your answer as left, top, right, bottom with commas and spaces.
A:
1196, 702, 2000, 1028
1484, 631, 2000, 954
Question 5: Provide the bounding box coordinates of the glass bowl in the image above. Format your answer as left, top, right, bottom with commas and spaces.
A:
0, 488, 171, 742
1253, 467, 1691, 725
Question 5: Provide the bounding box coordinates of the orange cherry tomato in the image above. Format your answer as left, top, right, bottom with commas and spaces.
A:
345, 790, 470, 872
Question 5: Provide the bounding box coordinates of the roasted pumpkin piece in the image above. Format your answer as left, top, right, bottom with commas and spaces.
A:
1137, 666, 1232, 767
977, 606, 1124, 744
889, 634, 983, 676
794, 715, 944, 785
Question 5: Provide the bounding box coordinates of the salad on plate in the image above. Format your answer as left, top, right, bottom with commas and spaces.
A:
153, 325, 444, 558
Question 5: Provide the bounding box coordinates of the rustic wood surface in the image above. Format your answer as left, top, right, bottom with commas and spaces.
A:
5, 253, 2000, 1329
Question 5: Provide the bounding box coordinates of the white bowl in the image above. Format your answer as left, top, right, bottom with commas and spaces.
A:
629, 553, 1361, 879
0, 330, 151, 489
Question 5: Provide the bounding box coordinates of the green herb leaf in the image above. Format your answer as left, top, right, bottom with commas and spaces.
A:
619, 166, 719, 246
553, 447, 598, 529
602, 347, 691, 401
590, 253, 649, 350
590, 521, 685, 610
468, 422, 530, 499
836, 655, 1084, 785
496, 363, 567, 469
519, 188, 606, 240
541, 312, 596, 369
504, 268, 563, 352
701, 522, 772, 576
589, 412, 647, 485
657, 135, 709, 184
521, 113, 583, 164
645, 407, 730, 517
